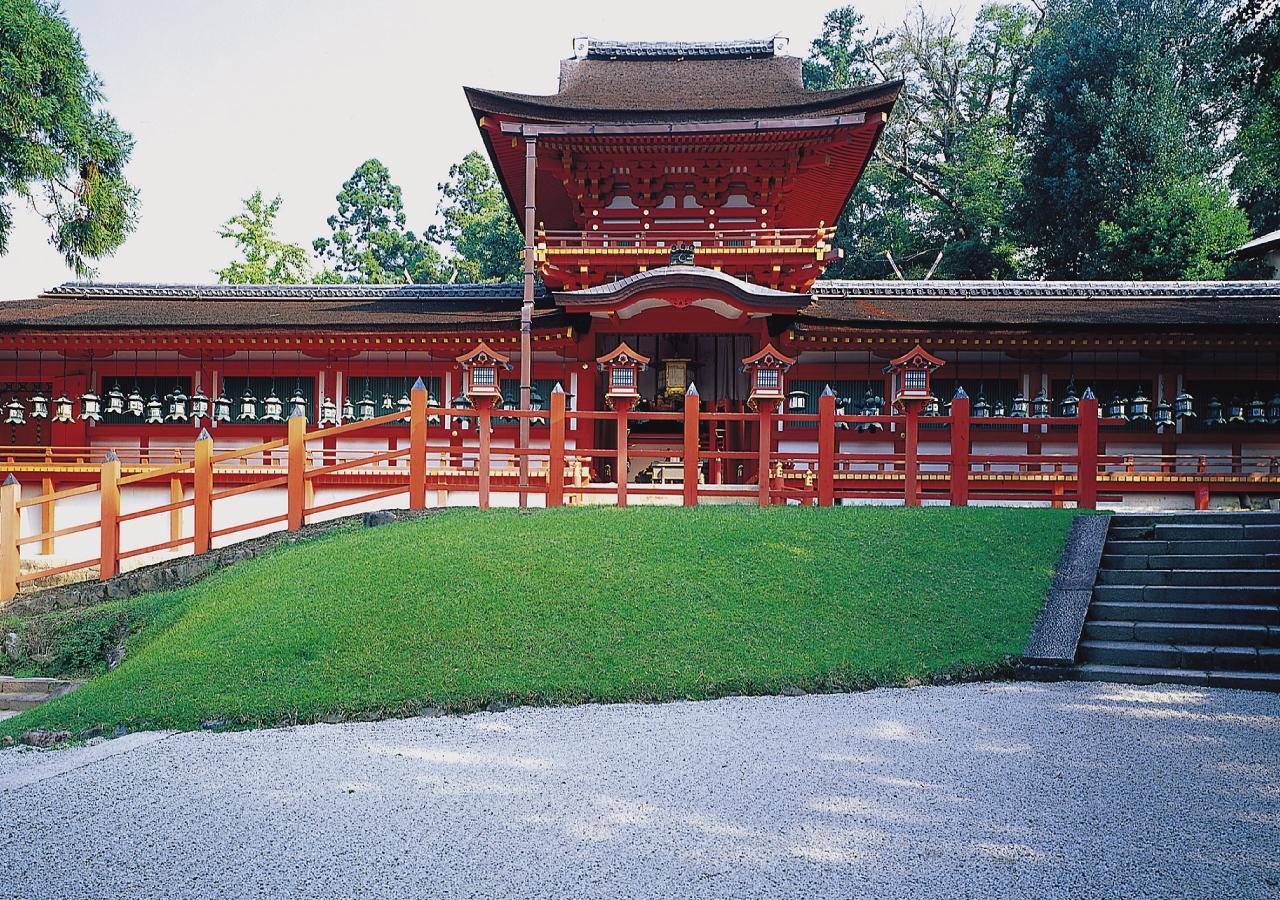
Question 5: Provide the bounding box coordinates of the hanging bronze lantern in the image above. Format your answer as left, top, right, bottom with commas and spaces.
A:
451, 394, 471, 431
1228, 396, 1246, 424
237, 389, 258, 421
1031, 388, 1052, 418
126, 386, 145, 418
1011, 391, 1029, 418
341, 395, 356, 423
1154, 398, 1174, 429
1204, 396, 1226, 427
1174, 390, 1195, 421
1247, 395, 1268, 425
212, 392, 233, 423
191, 387, 210, 421
1268, 392, 1280, 425
105, 382, 126, 416
972, 390, 991, 418
861, 387, 883, 433
319, 396, 340, 426
287, 387, 307, 419
78, 388, 102, 422
29, 391, 48, 420
427, 390, 441, 426
358, 392, 377, 421
145, 395, 164, 423
261, 390, 284, 422
165, 386, 189, 422
993, 400, 1007, 417
4, 396, 25, 425
53, 393, 74, 423
381, 392, 394, 411
1129, 386, 1152, 423
1060, 387, 1080, 418
787, 388, 807, 412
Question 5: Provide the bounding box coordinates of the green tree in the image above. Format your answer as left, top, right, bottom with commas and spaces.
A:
1229, 0, 1280, 235
313, 158, 442, 283
215, 190, 310, 284
808, 3, 1042, 279
429, 151, 523, 283
1021, 0, 1242, 278
0, 0, 139, 275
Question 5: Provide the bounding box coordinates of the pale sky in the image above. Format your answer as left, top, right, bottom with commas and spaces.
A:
1, 0, 921, 301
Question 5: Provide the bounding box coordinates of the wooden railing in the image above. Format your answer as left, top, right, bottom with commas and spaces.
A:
4, 386, 1278, 603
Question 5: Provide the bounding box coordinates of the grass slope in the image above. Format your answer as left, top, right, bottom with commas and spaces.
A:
1, 506, 1075, 737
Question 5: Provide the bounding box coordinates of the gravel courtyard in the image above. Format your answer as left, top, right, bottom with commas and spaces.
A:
2, 681, 1277, 899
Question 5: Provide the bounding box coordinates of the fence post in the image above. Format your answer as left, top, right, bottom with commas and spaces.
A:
757, 400, 776, 506
477, 397, 493, 510
683, 384, 700, 507
287, 406, 307, 531
194, 428, 213, 554
40, 476, 54, 556
99, 451, 121, 581
949, 388, 971, 507
410, 378, 427, 510
903, 404, 921, 507
1, 475, 20, 604
818, 386, 835, 507
1078, 388, 1098, 510
615, 398, 632, 508
170, 477, 183, 544
548, 384, 566, 508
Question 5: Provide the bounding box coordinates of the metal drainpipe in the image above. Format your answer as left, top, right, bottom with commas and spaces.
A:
519, 134, 538, 507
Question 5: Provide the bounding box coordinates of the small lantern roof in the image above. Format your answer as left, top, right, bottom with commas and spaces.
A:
596, 341, 651, 372
884, 344, 945, 374
740, 343, 797, 371
456, 341, 512, 369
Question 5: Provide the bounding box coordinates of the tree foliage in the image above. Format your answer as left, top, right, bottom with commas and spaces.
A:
0, 0, 139, 275
429, 151, 523, 283
215, 190, 310, 284
1229, 0, 1280, 234
313, 159, 442, 283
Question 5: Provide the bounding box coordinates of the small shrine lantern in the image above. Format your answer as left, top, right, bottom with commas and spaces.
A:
457, 341, 511, 404
659, 358, 692, 399
883, 344, 945, 410
740, 344, 797, 410
596, 342, 650, 406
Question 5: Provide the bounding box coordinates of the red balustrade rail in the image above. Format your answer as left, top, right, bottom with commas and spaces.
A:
3, 387, 1277, 604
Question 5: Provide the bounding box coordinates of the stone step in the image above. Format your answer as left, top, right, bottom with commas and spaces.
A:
1083, 620, 1276, 647
1111, 512, 1280, 526
1104, 539, 1280, 556
1096, 568, 1280, 586
1102, 553, 1280, 570
1110, 524, 1280, 542
1072, 663, 1280, 692
1078, 639, 1280, 672
0, 676, 82, 699
1093, 584, 1280, 604
0, 692, 57, 711
1088, 601, 1280, 626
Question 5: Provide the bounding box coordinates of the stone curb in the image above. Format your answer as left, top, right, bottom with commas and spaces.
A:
1021, 513, 1110, 669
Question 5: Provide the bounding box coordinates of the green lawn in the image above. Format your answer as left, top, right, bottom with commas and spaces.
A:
1, 506, 1076, 738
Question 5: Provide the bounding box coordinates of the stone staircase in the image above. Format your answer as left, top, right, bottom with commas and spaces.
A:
0, 676, 83, 712
1075, 512, 1280, 691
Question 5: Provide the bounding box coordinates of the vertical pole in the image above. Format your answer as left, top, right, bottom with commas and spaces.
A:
1078, 388, 1099, 510
949, 389, 971, 507
99, 451, 120, 580
287, 407, 306, 531
1, 475, 20, 604
519, 133, 538, 509
903, 404, 921, 507
615, 398, 631, 508
169, 477, 183, 544
194, 429, 213, 554
409, 378, 427, 510
683, 384, 700, 507
477, 397, 493, 510
40, 476, 54, 555
818, 387, 835, 507
757, 400, 776, 506
548, 385, 566, 508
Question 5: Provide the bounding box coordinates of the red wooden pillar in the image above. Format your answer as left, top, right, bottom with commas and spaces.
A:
1078, 389, 1099, 510
99, 451, 121, 580
683, 385, 700, 507
287, 410, 307, 531
614, 398, 632, 507
817, 388, 835, 507
477, 396, 494, 510
949, 389, 971, 507
757, 399, 777, 506
1195, 483, 1210, 510
903, 404, 921, 507
193, 428, 213, 554
409, 378, 427, 510
40, 476, 54, 556
548, 385, 566, 508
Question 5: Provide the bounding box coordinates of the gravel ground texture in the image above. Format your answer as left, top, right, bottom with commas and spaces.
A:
2, 681, 1278, 899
